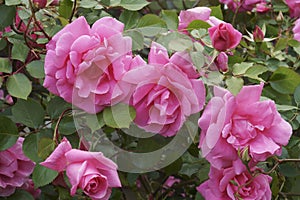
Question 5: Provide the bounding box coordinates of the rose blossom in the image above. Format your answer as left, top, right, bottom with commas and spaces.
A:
41, 137, 121, 200
43, 16, 136, 113
219, 0, 268, 12
118, 42, 205, 137
208, 22, 242, 52
285, 0, 300, 18
198, 83, 292, 169
293, 18, 300, 42
197, 164, 272, 200
214, 52, 228, 72
0, 137, 35, 197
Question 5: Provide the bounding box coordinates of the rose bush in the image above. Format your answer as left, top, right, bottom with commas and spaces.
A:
219, 0, 269, 12
41, 138, 121, 200
198, 83, 292, 169
0, 137, 35, 197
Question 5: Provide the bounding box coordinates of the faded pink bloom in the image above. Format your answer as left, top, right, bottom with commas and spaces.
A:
293, 18, 300, 42
41, 138, 121, 200
44, 16, 136, 113
0, 137, 35, 197
219, 0, 268, 12
197, 164, 272, 200
285, 0, 300, 18
198, 83, 292, 169
119, 42, 205, 137
208, 23, 242, 51
214, 52, 228, 72
20, 179, 41, 199
253, 25, 264, 42
255, 2, 270, 13
178, 7, 223, 34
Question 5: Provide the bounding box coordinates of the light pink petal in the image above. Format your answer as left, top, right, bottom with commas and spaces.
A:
236, 82, 264, 105
92, 17, 124, 34
40, 137, 72, 172
148, 42, 169, 65
67, 161, 88, 196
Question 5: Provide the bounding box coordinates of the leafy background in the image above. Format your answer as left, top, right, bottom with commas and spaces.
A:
0, 0, 300, 199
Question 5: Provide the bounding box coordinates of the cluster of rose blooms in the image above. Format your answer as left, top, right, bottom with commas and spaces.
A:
0, 1, 296, 200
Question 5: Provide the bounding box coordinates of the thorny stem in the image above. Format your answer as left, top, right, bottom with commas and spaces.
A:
69, 0, 77, 23
53, 108, 72, 145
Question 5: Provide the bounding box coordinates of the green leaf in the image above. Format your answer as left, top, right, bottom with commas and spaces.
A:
58, 0, 73, 19
190, 51, 205, 71
38, 137, 56, 160
0, 5, 16, 29
4, 0, 21, 6
274, 38, 289, 52
46, 96, 71, 119
58, 116, 76, 135
23, 129, 53, 163
32, 164, 58, 188
294, 85, 300, 106
136, 14, 167, 37
26, 60, 45, 78
79, 0, 98, 8
210, 5, 223, 20
84, 113, 105, 133
226, 76, 244, 95
119, 0, 150, 11
124, 30, 144, 50
0, 116, 18, 151
0, 57, 12, 73
7, 73, 32, 99
269, 67, 300, 94
169, 36, 193, 52
119, 10, 140, 30
12, 98, 45, 128
276, 104, 298, 111
103, 103, 136, 128
11, 42, 29, 62
187, 20, 211, 31
161, 10, 178, 30
244, 65, 268, 82
232, 62, 253, 76
6, 190, 34, 200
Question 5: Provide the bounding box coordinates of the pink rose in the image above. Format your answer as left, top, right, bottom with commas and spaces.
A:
293, 18, 300, 42
0, 137, 35, 197
255, 2, 270, 13
20, 179, 41, 199
178, 7, 223, 33
219, 0, 268, 12
119, 42, 205, 137
43, 16, 135, 113
208, 22, 242, 51
253, 25, 264, 42
214, 52, 228, 72
198, 83, 292, 169
41, 138, 121, 200
197, 164, 272, 200
286, 0, 300, 18
163, 176, 180, 188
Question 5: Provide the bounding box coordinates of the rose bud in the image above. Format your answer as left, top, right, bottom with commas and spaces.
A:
253, 25, 264, 42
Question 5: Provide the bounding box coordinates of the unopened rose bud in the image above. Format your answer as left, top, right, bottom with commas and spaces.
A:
253, 25, 264, 42
214, 52, 228, 72
276, 11, 284, 22
50, 0, 60, 6
33, 0, 47, 9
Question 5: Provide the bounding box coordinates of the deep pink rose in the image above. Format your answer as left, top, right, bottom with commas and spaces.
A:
293, 18, 300, 42
198, 83, 292, 169
33, 0, 47, 8
214, 52, 228, 72
255, 2, 270, 13
44, 16, 135, 113
20, 179, 41, 199
119, 42, 205, 137
208, 23, 242, 51
197, 164, 272, 200
41, 138, 121, 200
286, 0, 300, 18
219, 0, 268, 12
0, 137, 35, 197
